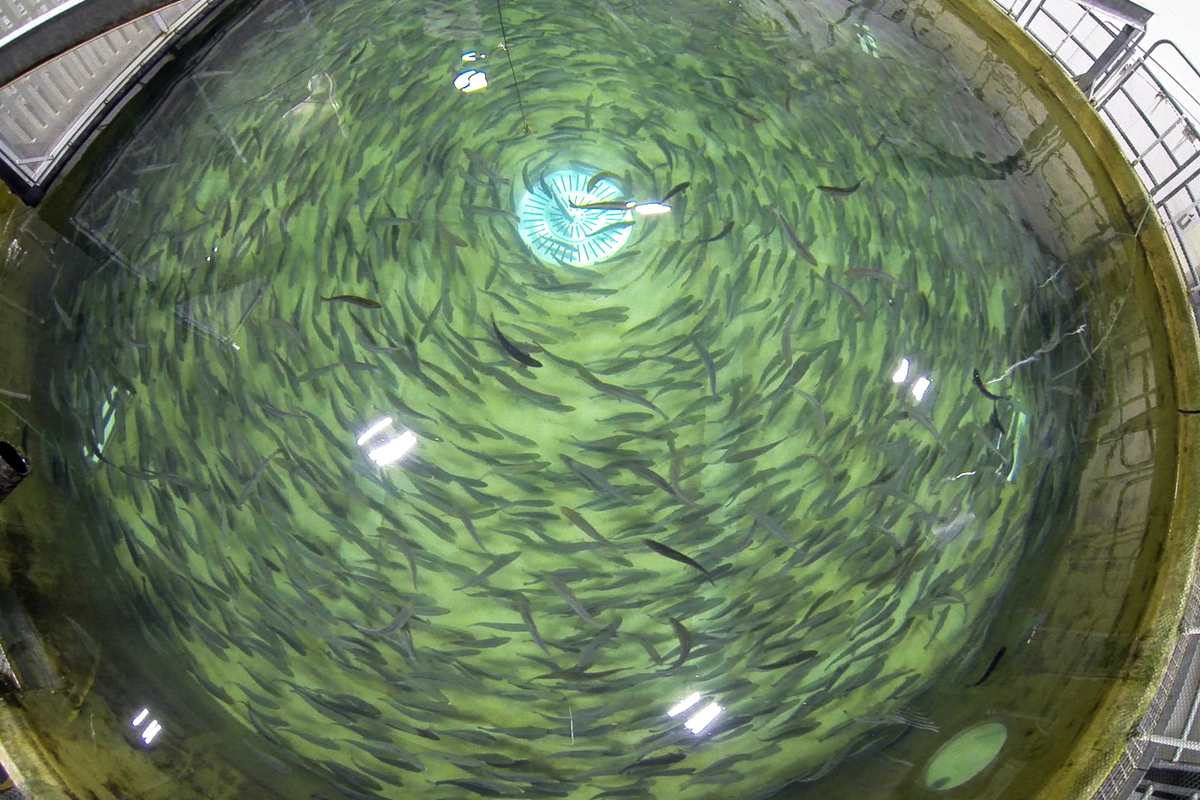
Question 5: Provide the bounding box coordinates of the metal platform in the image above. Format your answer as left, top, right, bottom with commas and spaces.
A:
0, 0, 218, 203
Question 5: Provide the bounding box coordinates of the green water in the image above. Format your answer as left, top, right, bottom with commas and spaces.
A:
23, 0, 1105, 797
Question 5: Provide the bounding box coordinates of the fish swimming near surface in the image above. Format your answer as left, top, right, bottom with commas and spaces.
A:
586, 171, 622, 192
769, 205, 818, 266
646, 540, 714, 584
967, 647, 1006, 687
492, 316, 542, 368
817, 178, 863, 196
571, 199, 635, 211
972, 369, 1008, 400
320, 294, 381, 309
660, 181, 691, 202
701, 220, 734, 243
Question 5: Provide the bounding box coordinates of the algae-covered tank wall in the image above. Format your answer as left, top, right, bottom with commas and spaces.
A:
0, 0, 1195, 799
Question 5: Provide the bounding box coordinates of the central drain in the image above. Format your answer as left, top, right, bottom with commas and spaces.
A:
517, 168, 633, 266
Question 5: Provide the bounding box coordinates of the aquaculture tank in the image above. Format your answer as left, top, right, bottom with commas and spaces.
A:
0, 0, 1196, 799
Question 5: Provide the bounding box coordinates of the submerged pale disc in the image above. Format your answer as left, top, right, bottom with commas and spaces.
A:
517, 168, 632, 266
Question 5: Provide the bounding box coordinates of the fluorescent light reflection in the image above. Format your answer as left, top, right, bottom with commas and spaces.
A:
911, 376, 932, 401
685, 702, 722, 734
131, 708, 149, 727
142, 720, 163, 744
356, 416, 393, 446
891, 358, 910, 384
633, 202, 671, 216
668, 692, 702, 718
369, 430, 418, 466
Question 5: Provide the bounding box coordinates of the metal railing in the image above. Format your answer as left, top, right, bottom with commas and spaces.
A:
996, 0, 1200, 294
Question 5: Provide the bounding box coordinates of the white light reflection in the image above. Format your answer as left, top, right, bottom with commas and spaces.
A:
633, 202, 671, 216
685, 702, 722, 734
667, 692, 702, 718
911, 376, 932, 401
356, 416, 394, 446
462, 51, 479, 61
131, 709, 149, 727
454, 69, 488, 93
141, 720, 163, 744
891, 358, 910, 384
369, 430, 418, 466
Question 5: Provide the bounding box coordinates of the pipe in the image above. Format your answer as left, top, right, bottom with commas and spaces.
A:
0, 442, 29, 503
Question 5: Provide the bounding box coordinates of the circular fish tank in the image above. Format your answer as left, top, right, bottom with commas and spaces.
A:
0, 0, 1196, 799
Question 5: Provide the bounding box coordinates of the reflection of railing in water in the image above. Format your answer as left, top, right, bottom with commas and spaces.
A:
993, 0, 1200, 301
986, 4, 1200, 800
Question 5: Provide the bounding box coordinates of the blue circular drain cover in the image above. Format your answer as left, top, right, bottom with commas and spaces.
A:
517, 168, 633, 266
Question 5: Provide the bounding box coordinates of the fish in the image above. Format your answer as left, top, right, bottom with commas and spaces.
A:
817, 178, 863, 195
587, 221, 634, 238
668, 618, 692, 669
769, 205, 818, 266
701, 220, 734, 243
973, 369, 1008, 400
624, 751, 687, 772
757, 648, 819, 670
660, 181, 691, 202
348, 606, 412, 638
439, 224, 468, 247
540, 572, 601, 626
320, 294, 381, 309
586, 171, 622, 191
511, 591, 553, 656
988, 405, 1006, 435
570, 200, 635, 211
455, 551, 521, 591
693, 339, 717, 395
750, 508, 799, 551
491, 316, 543, 368
726, 437, 786, 463
646, 540, 714, 584
560, 507, 612, 545
967, 647, 1006, 687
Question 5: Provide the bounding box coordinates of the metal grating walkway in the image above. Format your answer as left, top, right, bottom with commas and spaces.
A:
0, 0, 215, 200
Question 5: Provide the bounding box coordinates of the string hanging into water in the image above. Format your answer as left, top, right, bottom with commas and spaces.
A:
496, 0, 532, 134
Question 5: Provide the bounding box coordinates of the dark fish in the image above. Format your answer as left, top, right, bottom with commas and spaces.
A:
727, 437, 786, 464
587, 221, 634, 238
320, 295, 381, 309
769, 205, 818, 266
434, 779, 506, 797
623, 751, 686, 772
973, 369, 1008, 401
348, 606, 412, 638
668, 618, 692, 669
492, 316, 543, 368
455, 551, 521, 591
512, 591, 552, 657
817, 178, 863, 195
541, 572, 600, 626
988, 405, 1006, 436
571, 200, 635, 211
660, 181, 691, 202
757, 649, 819, 670
561, 507, 612, 545
646, 540, 714, 584
701, 220, 734, 243
967, 647, 1006, 687
439, 225, 468, 247
586, 171, 622, 191
693, 339, 717, 395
